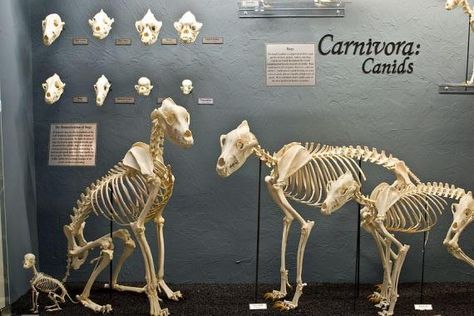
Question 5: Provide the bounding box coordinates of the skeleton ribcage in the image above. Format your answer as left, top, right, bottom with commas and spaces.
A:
34, 273, 61, 293
384, 191, 447, 232
89, 162, 173, 226
283, 143, 363, 207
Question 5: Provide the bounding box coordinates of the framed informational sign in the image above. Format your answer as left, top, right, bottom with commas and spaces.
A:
266, 43, 316, 86
48, 123, 97, 167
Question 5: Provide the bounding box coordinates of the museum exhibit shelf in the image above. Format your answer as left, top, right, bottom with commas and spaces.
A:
238, 0, 345, 18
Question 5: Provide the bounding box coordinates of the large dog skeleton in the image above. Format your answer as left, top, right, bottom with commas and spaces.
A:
321, 172, 472, 315
216, 121, 420, 311
445, 0, 474, 84
62, 98, 192, 316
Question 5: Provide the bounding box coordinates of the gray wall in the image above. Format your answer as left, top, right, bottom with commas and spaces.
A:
30, 0, 473, 287
0, 0, 37, 302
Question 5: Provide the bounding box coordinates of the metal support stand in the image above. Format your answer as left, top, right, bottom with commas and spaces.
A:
238, 0, 345, 18
353, 159, 362, 312
255, 160, 263, 303
439, 15, 474, 94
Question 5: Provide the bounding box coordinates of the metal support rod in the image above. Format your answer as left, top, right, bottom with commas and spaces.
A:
255, 160, 263, 302
353, 159, 362, 311
465, 14, 472, 84
420, 230, 427, 303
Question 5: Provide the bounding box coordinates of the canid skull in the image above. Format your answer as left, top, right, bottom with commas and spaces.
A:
135, 77, 153, 96
216, 120, 258, 177
151, 98, 193, 148
181, 79, 193, 95
23, 253, 36, 269
444, 192, 474, 249
42, 74, 65, 105
135, 10, 162, 45
321, 172, 359, 215
174, 11, 203, 44
42, 13, 65, 46
89, 10, 114, 40
94, 75, 111, 106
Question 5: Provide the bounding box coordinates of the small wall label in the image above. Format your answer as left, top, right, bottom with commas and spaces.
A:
72, 37, 88, 45
414, 304, 433, 311
72, 96, 88, 103
198, 97, 214, 105
115, 38, 132, 46
114, 97, 135, 104
249, 303, 267, 310
203, 37, 224, 44
161, 38, 177, 45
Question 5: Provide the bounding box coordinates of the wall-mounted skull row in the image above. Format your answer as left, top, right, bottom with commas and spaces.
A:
42, 75, 193, 105
42, 10, 203, 46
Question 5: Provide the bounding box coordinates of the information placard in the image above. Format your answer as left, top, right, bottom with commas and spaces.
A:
266, 43, 315, 86
48, 123, 97, 166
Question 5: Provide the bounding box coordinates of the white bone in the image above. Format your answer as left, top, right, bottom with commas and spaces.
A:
42, 13, 65, 46
62, 100, 192, 314
88, 10, 114, 40
321, 172, 472, 314
42, 74, 65, 105
174, 11, 203, 44
217, 121, 422, 312
94, 75, 111, 106
180, 79, 193, 95
23, 253, 77, 313
135, 9, 162, 45
135, 77, 153, 96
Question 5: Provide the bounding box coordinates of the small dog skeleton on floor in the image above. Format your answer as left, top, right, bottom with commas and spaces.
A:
23, 253, 77, 313
321, 172, 471, 315
216, 121, 420, 311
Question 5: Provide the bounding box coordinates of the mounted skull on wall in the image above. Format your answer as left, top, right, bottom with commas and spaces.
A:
135, 77, 153, 96
42, 13, 65, 46
135, 9, 162, 45
180, 79, 193, 95
94, 75, 111, 106
42, 74, 65, 105
89, 10, 114, 40
174, 11, 203, 44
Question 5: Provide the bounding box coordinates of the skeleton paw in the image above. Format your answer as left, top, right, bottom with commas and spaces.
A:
375, 299, 389, 310
153, 308, 169, 316
264, 290, 286, 301
377, 311, 393, 316
45, 306, 62, 312
78, 296, 112, 314
168, 290, 183, 301
367, 292, 383, 303
273, 300, 297, 311
374, 284, 383, 292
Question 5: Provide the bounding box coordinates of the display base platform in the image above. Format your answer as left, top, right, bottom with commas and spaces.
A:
11, 282, 473, 315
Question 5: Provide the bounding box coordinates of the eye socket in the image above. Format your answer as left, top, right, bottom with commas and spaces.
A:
103, 86, 107, 91
151, 25, 156, 31
220, 136, 226, 146
94, 84, 97, 92
185, 115, 189, 123
191, 25, 196, 31
236, 140, 244, 150
55, 82, 61, 89
53, 20, 59, 27
340, 188, 348, 195
465, 209, 472, 216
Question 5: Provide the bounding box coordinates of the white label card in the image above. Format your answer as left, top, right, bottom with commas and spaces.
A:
249, 303, 267, 310
414, 304, 433, 311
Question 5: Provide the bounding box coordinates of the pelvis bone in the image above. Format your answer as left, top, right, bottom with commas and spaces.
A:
42, 13, 65, 46
135, 77, 153, 96
94, 75, 111, 106
174, 11, 203, 44
43, 74, 65, 105
89, 10, 114, 40
135, 9, 162, 45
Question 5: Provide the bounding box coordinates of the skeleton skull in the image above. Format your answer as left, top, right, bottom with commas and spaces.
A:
321, 172, 359, 215
94, 75, 111, 106
88, 10, 114, 40
445, 0, 463, 10
174, 11, 203, 44
42, 74, 66, 105
135, 10, 162, 45
444, 192, 474, 250
216, 120, 259, 177
42, 13, 65, 46
23, 253, 36, 269
152, 98, 193, 148
181, 79, 193, 95
135, 77, 153, 96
